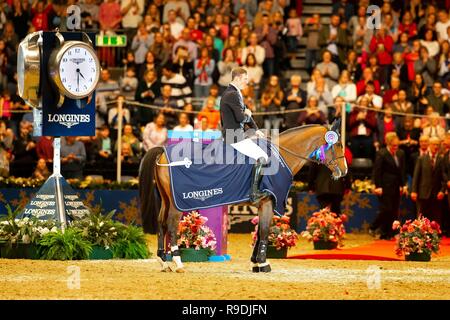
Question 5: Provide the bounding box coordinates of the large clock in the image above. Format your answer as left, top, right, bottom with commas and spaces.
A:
48, 32, 100, 106
17, 32, 42, 108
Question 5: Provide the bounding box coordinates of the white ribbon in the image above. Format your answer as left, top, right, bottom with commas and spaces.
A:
157, 157, 192, 168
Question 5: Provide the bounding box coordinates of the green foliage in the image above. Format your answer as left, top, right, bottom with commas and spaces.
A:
112, 223, 150, 259
38, 228, 93, 260
71, 210, 118, 248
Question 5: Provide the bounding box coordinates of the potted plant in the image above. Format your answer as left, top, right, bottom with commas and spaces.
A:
111, 223, 150, 259
71, 210, 118, 259
251, 215, 298, 258
177, 211, 217, 262
301, 208, 347, 250
38, 228, 93, 260
0, 205, 57, 259
392, 216, 441, 262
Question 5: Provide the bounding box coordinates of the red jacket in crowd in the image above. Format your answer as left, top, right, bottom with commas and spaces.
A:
369, 35, 394, 66
356, 79, 381, 96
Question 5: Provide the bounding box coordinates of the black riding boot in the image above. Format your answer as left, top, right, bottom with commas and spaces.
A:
250, 157, 270, 203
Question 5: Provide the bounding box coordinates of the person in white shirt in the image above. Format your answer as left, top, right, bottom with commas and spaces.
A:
436, 9, 450, 42
173, 112, 194, 132
167, 9, 185, 39
359, 81, 383, 109
241, 32, 265, 67
420, 29, 440, 58
120, 0, 144, 29
332, 70, 357, 104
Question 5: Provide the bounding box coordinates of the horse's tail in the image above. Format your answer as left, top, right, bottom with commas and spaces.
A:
139, 147, 164, 234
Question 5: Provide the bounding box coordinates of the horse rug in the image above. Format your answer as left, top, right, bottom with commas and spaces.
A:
163, 139, 293, 215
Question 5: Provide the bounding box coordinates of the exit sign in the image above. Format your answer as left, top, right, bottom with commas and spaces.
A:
95, 35, 127, 47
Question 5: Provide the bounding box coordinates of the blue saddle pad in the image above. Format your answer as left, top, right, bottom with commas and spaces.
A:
163, 139, 293, 215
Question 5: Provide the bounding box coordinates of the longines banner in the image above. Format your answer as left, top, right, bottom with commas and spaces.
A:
41, 32, 96, 137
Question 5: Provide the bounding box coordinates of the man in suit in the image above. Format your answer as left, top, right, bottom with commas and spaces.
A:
411, 137, 446, 226
370, 132, 407, 239
220, 67, 267, 203
318, 14, 350, 68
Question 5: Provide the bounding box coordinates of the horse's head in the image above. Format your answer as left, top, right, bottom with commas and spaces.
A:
309, 120, 348, 179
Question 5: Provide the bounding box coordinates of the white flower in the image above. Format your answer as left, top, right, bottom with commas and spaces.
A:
22, 234, 31, 244
41, 227, 50, 235
50, 227, 58, 233
99, 222, 104, 227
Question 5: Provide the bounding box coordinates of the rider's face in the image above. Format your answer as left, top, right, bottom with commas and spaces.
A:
237, 74, 249, 90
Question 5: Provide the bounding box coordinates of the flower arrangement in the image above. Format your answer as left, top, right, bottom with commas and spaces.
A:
251, 215, 298, 250
392, 216, 441, 258
177, 211, 217, 251
301, 208, 347, 246
352, 179, 376, 193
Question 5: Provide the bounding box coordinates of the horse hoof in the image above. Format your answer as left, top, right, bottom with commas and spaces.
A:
175, 268, 185, 273
252, 266, 260, 273
259, 264, 271, 273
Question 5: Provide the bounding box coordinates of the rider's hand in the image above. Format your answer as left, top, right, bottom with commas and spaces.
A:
255, 130, 265, 138
244, 108, 252, 117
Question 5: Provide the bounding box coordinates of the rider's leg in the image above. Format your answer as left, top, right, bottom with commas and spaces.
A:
250, 157, 270, 203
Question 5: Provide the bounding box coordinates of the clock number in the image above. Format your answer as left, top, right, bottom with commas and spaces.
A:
68, 51, 72, 56
91, 68, 95, 72
75, 48, 80, 53
62, 78, 66, 83
63, 58, 67, 62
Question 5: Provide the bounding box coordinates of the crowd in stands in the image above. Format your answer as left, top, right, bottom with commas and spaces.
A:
1, 0, 450, 234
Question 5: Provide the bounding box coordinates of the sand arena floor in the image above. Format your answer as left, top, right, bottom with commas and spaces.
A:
0, 234, 449, 300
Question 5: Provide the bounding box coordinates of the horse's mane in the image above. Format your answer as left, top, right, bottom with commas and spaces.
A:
279, 124, 327, 137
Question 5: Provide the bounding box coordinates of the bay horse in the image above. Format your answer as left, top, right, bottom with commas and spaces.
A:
139, 123, 348, 273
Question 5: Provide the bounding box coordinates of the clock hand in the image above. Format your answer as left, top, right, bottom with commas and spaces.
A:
78, 71, 86, 80
77, 71, 80, 91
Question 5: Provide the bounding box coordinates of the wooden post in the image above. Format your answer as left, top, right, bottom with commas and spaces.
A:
116, 96, 124, 183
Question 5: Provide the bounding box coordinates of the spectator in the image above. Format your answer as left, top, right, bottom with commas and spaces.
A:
173, 27, 198, 62
96, 69, 120, 129
393, 32, 412, 54
11, 121, 36, 177
154, 84, 180, 129
11, 0, 30, 41
356, 68, 381, 96
119, 142, 140, 167
332, 0, 354, 23
214, 14, 229, 41
285, 8, 302, 58
167, 9, 185, 39
234, 0, 257, 22
318, 14, 349, 68
308, 77, 333, 117
31, 0, 52, 31
120, 124, 141, 157
369, 27, 394, 85
197, 97, 220, 130
223, 35, 242, 65
99, 0, 122, 32
143, 113, 168, 151
202, 85, 221, 111
331, 70, 357, 105
208, 27, 224, 61
131, 23, 154, 69
398, 116, 420, 177
284, 74, 306, 129
161, 63, 192, 107
121, 0, 145, 31
204, 34, 221, 64
393, 90, 413, 114
348, 97, 377, 159
316, 50, 340, 88
173, 112, 194, 132
436, 9, 450, 42
261, 75, 284, 130
36, 136, 53, 165
172, 45, 194, 88
420, 28, 439, 58
244, 53, 264, 98
135, 69, 161, 125
138, 51, 159, 80
32, 158, 50, 181
408, 73, 428, 114
297, 96, 326, 126
388, 52, 409, 86
119, 66, 138, 100
218, 49, 239, 92
423, 112, 446, 140
404, 39, 421, 81
60, 136, 86, 180
194, 46, 215, 97
304, 13, 321, 74
241, 32, 265, 70
383, 76, 401, 105
0, 120, 13, 177
344, 50, 362, 82
371, 132, 406, 240
255, 14, 277, 76
375, 104, 397, 149
108, 100, 131, 135
424, 81, 449, 116
163, 0, 190, 24
414, 46, 437, 89
149, 32, 171, 67
411, 136, 446, 226
93, 125, 114, 165
359, 81, 383, 110
398, 11, 418, 40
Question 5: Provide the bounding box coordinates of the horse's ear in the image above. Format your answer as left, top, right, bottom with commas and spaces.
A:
330, 118, 341, 134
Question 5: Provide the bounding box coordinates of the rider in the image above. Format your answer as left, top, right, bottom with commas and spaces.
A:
220, 67, 270, 203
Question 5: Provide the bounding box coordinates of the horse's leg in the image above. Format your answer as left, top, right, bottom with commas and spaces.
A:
166, 205, 184, 273
254, 199, 274, 273
251, 231, 261, 272
155, 172, 171, 272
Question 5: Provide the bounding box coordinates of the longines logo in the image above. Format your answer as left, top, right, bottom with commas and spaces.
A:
48, 114, 90, 128
182, 188, 223, 201
70, 58, 85, 64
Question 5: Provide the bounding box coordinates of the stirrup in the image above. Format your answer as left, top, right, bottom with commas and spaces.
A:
250, 190, 270, 204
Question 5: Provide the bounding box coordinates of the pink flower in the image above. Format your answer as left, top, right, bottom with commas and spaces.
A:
392, 221, 401, 230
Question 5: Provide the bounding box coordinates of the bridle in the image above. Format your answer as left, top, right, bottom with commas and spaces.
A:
277, 140, 346, 173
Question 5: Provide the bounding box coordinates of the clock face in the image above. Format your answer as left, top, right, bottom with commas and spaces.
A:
58, 45, 98, 97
